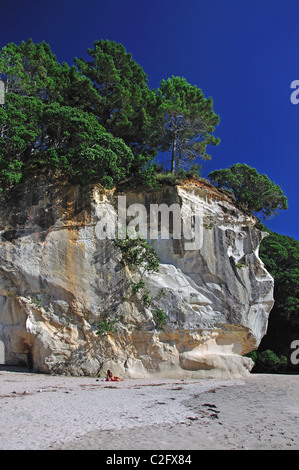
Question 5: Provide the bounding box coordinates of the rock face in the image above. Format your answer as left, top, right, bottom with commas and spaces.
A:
0, 176, 274, 378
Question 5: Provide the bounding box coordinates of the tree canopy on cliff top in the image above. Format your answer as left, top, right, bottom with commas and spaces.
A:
158, 76, 220, 173
0, 39, 288, 221
0, 39, 136, 190
209, 163, 288, 219
0, 38, 221, 192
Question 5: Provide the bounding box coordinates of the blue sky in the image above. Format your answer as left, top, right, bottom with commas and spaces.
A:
0, 0, 298, 239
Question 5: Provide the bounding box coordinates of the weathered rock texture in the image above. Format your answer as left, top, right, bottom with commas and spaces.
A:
0, 176, 274, 378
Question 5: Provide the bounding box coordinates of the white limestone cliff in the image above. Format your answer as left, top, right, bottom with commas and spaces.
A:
0, 176, 274, 378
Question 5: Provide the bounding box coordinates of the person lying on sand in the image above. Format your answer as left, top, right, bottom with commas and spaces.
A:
106, 370, 123, 382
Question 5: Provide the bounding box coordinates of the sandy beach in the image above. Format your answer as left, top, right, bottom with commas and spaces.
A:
0, 366, 298, 450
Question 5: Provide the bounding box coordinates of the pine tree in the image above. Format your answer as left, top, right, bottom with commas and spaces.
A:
75, 40, 163, 161
157, 76, 220, 173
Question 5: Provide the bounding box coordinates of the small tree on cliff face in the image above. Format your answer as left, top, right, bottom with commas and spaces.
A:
208, 163, 288, 218
157, 76, 220, 173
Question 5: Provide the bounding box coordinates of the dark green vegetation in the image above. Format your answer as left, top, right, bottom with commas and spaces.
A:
0, 39, 220, 192
255, 227, 299, 372
208, 164, 297, 372
96, 318, 118, 336
209, 163, 288, 219
158, 76, 220, 173
116, 232, 160, 275
247, 349, 287, 373
0, 40, 287, 220
245, 227, 299, 373
153, 308, 168, 328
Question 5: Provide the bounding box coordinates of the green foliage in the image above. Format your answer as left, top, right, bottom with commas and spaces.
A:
235, 262, 246, 269
259, 228, 299, 324
0, 93, 41, 191
152, 171, 179, 186
157, 76, 220, 173
146, 164, 203, 189
96, 319, 118, 336
185, 163, 203, 179
0, 39, 61, 100
132, 160, 164, 188
0, 39, 97, 108
208, 163, 288, 218
75, 40, 163, 161
30, 295, 42, 307
247, 349, 287, 373
0, 39, 151, 192
116, 231, 160, 311
0, 84, 134, 191
116, 233, 160, 275
131, 279, 145, 293
41, 102, 134, 185
157, 288, 166, 298
0, 39, 221, 191
0, 94, 43, 155
153, 308, 167, 328
256, 227, 299, 367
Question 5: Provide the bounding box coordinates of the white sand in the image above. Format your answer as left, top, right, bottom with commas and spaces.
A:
0, 367, 298, 450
